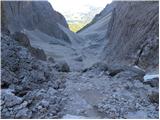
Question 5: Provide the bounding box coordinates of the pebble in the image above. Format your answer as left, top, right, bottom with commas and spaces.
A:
1, 100, 5, 105
38, 106, 43, 110
22, 101, 28, 107
41, 100, 49, 107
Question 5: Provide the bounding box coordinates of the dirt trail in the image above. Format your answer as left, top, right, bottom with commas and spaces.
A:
62, 71, 108, 118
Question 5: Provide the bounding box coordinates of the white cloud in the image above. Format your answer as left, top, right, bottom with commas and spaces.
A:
48, 0, 112, 13
48, 0, 112, 22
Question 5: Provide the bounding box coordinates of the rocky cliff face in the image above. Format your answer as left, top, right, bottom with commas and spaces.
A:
77, 2, 117, 33
78, 1, 158, 71
1, 1, 70, 41
102, 1, 159, 71
92, 2, 117, 22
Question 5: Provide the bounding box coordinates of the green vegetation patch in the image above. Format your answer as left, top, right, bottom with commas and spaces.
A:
68, 22, 87, 32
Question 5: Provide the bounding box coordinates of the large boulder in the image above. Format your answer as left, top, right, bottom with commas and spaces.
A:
29, 47, 47, 61
13, 32, 31, 47
148, 91, 159, 103
106, 64, 145, 80
48, 57, 55, 63
13, 32, 47, 61
54, 61, 70, 72
143, 74, 159, 87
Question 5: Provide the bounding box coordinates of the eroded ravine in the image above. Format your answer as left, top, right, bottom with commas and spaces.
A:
1, 1, 159, 119
22, 12, 158, 119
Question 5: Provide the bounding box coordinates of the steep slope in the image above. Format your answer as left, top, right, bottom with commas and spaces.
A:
76, 3, 116, 68
102, 1, 159, 71
1, 1, 70, 42
77, 2, 117, 33
77, 14, 112, 68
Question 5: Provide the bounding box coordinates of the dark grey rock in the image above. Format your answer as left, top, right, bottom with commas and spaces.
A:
107, 65, 124, 76
54, 61, 70, 72
74, 55, 83, 62
148, 91, 159, 103
1, 33, 66, 119
48, 57, 55, 63
107, 65, 145, 80
29, 47, 47, 61
12, 32, 47, 61
1, 1, 70, 42
1, 68, 20, 88
144, 77, 159, 87
102, 1, 158, 71
82, 62, 108, 72
91, 62, 108, 71
13, 32, 31, 47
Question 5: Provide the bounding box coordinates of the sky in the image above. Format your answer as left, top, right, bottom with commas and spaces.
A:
48, 0, 112, 21
48, 0, 112, 13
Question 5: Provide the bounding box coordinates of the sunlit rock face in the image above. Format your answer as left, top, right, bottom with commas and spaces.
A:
1, 1, 69, 41
77, 2, 117, 33
102, 1, 158, 71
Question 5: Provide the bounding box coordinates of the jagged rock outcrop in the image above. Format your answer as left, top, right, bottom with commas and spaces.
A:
102, 1, 159, 71
1, 1, 70, 42
1, 33, 67, 118
12, 32, 47, 61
